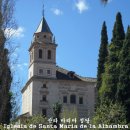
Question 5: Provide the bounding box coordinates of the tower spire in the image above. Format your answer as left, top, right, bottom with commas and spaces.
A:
42, 2, 44, 17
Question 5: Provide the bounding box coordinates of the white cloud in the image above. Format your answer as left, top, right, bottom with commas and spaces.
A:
75, 0, 89, 14
5, 27, 25, 39
12, 52, 18, 57
51, 8, 63, 16
108, 0, 112, 3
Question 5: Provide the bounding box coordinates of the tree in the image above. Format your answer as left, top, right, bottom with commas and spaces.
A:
0, 0, 16, 124
117, 26, 130, 123
97, 21, 108, 91
92, 99, 127, 130
0, 48, 12, 124
99, 12, 125, 101
53, 102, 62, 130
25, 115, 47, 130
61, 107, 78, 130
101, 0, 109, 4
10, 114, 48, 130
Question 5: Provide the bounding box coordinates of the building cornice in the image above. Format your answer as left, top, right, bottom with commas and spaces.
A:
21, 75, 96, 93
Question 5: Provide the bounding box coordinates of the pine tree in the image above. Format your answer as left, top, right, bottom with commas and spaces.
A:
117, 26, 130, 123
99, 12, 125, 101
97, 21, 108, 90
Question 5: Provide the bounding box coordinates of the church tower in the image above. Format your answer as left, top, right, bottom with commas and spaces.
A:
22, 13, 96, 118
28, 17, 57, 79
22, 17, 58, 116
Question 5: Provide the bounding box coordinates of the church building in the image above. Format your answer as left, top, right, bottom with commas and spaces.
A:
21, 16, 96, 118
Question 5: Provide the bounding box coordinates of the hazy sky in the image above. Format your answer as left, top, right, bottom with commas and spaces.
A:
12, 0, 130, 87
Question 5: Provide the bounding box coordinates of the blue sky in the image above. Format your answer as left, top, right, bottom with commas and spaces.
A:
11, 0, 130, 87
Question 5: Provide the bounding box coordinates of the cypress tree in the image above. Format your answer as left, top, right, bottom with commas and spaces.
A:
117, 26, 130, 123
97, 21, 108, 91
99, 12, 125, 101
0, 2, 13, 124
0, 48, 12, 124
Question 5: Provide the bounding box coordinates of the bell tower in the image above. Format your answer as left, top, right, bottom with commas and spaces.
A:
28, 16, 57, 79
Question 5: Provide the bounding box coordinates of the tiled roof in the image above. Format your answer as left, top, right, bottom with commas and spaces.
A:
21, 66, 96, 93
35, 17, 53, 34
56, 66, 96, 82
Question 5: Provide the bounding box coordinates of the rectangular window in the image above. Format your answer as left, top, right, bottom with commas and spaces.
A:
39, 69, 43, 75
39, 49, 42, 59
43, 84, 46, 88
42, 95, 46, 101
47, 69, 51, 75
79, 97, 83, 104
42, 109, 47, 116
63, 96, 67, 103
70, 95, 76, 104
30, 54, 32, 62
47, 50, 51, 59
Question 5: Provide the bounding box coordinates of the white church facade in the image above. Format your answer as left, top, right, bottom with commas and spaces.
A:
21, 16, 96, 118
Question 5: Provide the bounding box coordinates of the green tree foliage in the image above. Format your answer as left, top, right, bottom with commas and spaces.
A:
0, 48, 12, 124
92, 100, 127, 130
53, 102, 62, 130
0, 0, 15, 124
99, 12, 125, 101
61, 107, 78, 130
117, 26, 130, 123
95, 12, 129, 126
6, 115, 48, 130
24, 115, 47, 130
0, 124, 7, 130
97, 21, 108, 91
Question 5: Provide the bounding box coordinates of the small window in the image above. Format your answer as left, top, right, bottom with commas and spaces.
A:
79, 97, 83, 104
63, 96, 67, 103
30, 52, 33, 62
44, 35, 46, 38
43, 84, 46, 88
47, 50, 51, 59
30, 72, 32, 78
68, 71, 75, 79
32, 52, 33, 60
42, 109, 47, 116
39, 69, 43, 75
70, 95, 76, 104
42, 95, 46, 101
47, 69, 51, 75
39, 49, 42, 59
30, 54, 32, 62
37, 35, 39, 38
